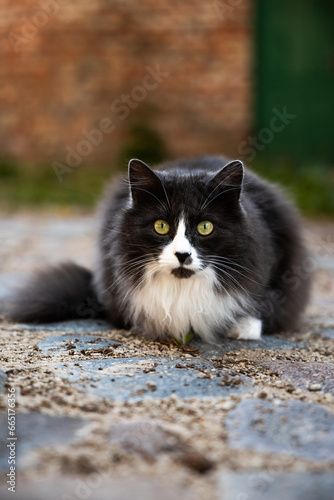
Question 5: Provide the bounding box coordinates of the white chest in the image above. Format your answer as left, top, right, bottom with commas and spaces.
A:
130, 267, 248, 342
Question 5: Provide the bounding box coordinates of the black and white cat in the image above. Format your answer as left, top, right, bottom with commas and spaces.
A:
7, 157, 311, 343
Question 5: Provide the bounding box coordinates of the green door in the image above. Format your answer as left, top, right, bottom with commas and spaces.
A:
256, 0, 334, 162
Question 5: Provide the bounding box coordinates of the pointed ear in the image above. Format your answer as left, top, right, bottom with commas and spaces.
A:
210, 160, 244, 203
128, 159, 167, 206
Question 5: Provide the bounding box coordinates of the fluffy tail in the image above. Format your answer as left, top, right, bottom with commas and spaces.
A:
6, 262, 104, 324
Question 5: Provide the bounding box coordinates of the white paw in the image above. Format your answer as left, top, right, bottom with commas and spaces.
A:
228, 317, 262, 340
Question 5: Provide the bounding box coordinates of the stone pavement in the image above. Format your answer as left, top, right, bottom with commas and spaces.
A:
0, 213, 334, 500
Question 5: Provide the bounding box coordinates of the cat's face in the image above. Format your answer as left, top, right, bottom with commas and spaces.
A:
119, 158, 256, 294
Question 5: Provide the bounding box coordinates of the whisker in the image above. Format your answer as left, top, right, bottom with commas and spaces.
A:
199, 167, 241, 212
205, 257, 262, 285
103, 257, 156, 298
205, 255, 263, 277
208, 263, 250, 294
129, 183, 169, 212
201, 186, 241, 211
207, 262, 261, 297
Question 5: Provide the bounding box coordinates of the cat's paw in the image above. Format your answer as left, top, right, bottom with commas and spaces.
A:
228, 317, 262, 340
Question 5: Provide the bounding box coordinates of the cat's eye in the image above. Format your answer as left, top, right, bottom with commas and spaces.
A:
154, 220, 170, 235
197, 221, 214, 236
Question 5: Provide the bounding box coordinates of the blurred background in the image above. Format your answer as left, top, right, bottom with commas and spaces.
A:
0, 0, 333, 215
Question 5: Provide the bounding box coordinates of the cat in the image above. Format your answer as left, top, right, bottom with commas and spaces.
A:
6, 156, 312, 343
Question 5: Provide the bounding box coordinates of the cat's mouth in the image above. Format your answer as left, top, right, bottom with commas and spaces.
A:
171, 267, 195, 279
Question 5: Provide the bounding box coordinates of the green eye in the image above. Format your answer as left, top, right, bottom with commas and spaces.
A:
197, 221, 214, 236
154, 220, 170, 235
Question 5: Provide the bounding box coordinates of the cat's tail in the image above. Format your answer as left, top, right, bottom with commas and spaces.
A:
5, 262, 104, 324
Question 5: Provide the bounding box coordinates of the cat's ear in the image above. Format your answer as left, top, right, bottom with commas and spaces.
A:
128, 159, 167, 206
210, 160, 244, 203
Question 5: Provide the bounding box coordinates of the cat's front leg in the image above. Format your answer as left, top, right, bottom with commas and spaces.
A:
227, 317, 262, 340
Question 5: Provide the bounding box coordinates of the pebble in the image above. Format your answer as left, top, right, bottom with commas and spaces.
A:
273, 398, 283, 407
146, 381, 157, 389
308, 383, 322, 392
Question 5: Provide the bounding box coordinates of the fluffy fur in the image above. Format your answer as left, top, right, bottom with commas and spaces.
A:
6, 156, 312, 343
7, 263, 96, 324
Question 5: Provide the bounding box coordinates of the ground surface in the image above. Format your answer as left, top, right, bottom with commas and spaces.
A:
0, 213, 333, 500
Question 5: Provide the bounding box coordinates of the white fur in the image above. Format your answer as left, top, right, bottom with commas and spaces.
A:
228, 316, 262, 340
129, 219, 251, 342
130, 266, 250, 342
168, 218, 192, 255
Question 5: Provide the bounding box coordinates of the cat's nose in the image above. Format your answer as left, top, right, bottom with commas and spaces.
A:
175, 252, 192, 265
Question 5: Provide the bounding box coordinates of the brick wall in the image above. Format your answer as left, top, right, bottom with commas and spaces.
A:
0, 0, 254, 170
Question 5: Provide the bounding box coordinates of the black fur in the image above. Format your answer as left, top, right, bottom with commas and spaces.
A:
6, 263, 101, 324
6, 156, 312, 338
